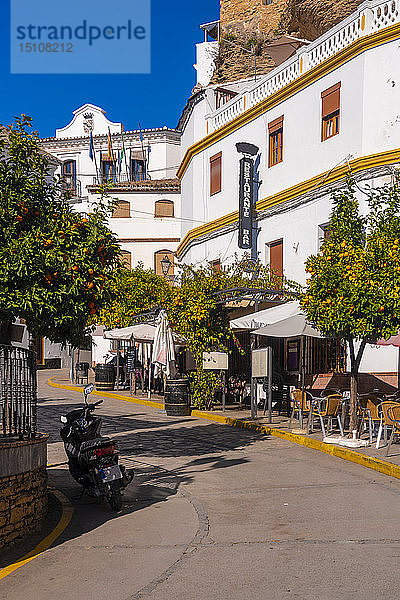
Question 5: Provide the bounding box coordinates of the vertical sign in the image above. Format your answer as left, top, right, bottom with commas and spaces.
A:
238, 156, 253, 249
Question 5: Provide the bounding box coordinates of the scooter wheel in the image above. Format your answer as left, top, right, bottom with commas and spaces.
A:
108, 488, 122, 512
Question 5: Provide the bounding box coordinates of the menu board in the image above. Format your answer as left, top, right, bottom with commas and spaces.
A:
126, 347, 137, 373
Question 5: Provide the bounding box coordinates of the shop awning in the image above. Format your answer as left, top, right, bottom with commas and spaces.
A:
104, 324, 186, 345
254, 314, 322, 339
229, 301, 300, 331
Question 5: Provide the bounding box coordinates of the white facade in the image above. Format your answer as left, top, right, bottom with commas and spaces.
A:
177, 0, 400, 378
40, 104, 182, 270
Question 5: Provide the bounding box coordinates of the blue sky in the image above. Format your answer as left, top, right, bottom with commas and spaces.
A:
1, 0, 219, 137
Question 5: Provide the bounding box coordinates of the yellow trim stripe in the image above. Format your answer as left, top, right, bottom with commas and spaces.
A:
47, 377, 165, 410
177, 147, 400, 257
177, 22, 400, 181
0, 489, 73, 581
47, 378, 400, 482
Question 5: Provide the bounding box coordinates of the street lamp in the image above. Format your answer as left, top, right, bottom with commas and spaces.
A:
160, 254, 172, 277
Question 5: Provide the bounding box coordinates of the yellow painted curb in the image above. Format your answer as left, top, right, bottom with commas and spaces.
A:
193, 410, 400, 480
47, 378, 400, 481
0, 489, 73, 581
47, 377, 165, 410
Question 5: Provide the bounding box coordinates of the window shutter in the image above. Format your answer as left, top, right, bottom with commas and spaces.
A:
269, 240, 283, 277
321, 83, 341, 117
112, 200, 130, 218
155, 200, 174, 218
210, 152, 222, 196
268, 115, 284, 133
120, 250, 132, 268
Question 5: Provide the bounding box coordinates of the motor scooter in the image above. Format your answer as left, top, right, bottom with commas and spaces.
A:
60, 385, 132, 511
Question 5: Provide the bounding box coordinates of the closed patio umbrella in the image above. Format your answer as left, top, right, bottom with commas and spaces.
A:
152, 310, 176, 379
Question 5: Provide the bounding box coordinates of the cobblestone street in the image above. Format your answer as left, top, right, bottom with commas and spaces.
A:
2, 371, 400, 600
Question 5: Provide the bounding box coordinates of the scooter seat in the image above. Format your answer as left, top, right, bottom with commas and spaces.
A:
79, 437, 113, 454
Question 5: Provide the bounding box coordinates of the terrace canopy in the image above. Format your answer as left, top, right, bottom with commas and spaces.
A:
229, 301, 301, 331
104, 324, 186, 346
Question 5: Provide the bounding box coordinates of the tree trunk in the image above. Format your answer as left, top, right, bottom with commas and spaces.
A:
348, 338, 367, 437
349, 368, 359, 433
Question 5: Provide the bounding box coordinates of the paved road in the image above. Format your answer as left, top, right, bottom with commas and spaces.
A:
2, 371, 400, 600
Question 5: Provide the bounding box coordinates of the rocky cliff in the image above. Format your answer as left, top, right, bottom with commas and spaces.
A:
211, 0, 364, 84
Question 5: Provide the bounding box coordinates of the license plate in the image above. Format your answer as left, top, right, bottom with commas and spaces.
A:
100, 465, 122, 482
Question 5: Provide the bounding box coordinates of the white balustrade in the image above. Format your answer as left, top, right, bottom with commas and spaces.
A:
208, 0, 400, 134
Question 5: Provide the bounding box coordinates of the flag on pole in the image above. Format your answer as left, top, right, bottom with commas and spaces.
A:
107, 127, 114, 160
121, 128, 126, 161
89, 131, 95, 160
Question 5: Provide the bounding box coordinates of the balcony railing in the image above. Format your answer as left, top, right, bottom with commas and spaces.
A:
207, 0, 400, 133
92, 173, 147, 185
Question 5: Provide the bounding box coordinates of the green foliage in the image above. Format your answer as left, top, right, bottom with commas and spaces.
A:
188, 370, 221, 410
302, 179, 400, 341
96, 265, 172, 329
0, 115, 121, 346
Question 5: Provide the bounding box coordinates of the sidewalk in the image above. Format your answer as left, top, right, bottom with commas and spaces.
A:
47, 369, 400, 477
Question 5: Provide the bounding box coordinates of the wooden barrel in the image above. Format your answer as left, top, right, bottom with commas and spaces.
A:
95, 364, 115, 391
164, 378, 191, 416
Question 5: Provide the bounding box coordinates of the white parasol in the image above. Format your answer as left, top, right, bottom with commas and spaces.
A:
151, 311, 177, 378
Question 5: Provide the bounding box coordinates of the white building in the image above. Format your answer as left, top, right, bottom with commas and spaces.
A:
39, 104, 181, 367
177, 0, 400, 389
40, 104, 181, 274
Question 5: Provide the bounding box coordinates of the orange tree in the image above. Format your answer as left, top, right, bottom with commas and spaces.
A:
167, 260, 298, 409
0, 116, 121, 347
302, 179, 400, 431
95, 265, 172, 329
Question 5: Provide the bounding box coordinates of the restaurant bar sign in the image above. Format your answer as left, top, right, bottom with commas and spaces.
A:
238, 156, 253, 249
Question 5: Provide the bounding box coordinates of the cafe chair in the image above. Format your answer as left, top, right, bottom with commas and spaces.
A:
289, 389, 314, 430
358, 394, 382, 444
385, 404, 400, 457
312, 394, 344, 438
377, 401, 400, 450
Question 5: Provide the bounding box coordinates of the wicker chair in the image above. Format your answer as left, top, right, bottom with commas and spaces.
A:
312, 394, 344, 438
289, 389, 314, 430
358, 394, 382, 444
385, 404, 400, 456
377, 401, 400, 449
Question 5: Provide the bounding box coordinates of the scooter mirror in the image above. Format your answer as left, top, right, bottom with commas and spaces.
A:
60, 416, 67, 423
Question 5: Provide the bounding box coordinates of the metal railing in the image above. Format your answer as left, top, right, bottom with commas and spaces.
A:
0, 346, 37, 439
92, 173, 148, 185
208, 0, 400, 133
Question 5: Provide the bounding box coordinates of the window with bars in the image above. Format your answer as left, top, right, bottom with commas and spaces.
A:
131, 159, 146, 181
101, 159, 116, 182
62, 160, 76, 195
321, 83, 341, 141
210, 152, 222, 196
154, 200, 174, 218
268, 116, 284, 167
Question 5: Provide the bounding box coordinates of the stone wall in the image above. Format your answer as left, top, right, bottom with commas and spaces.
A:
0, 435, 48, 550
